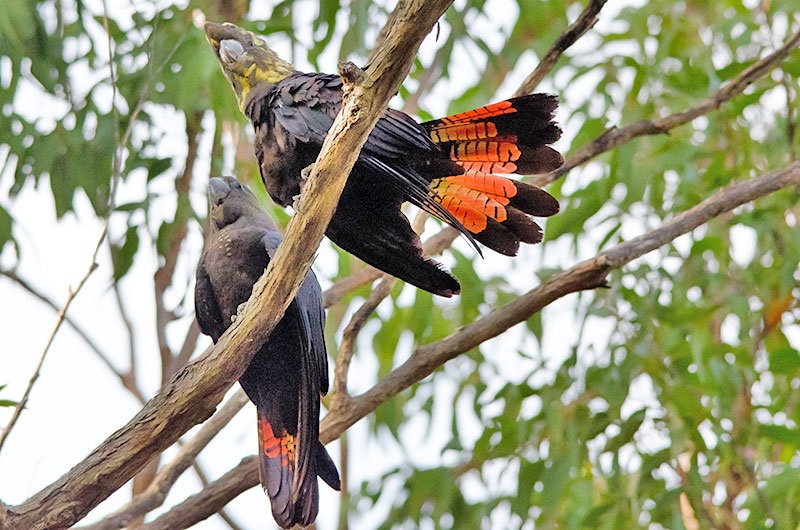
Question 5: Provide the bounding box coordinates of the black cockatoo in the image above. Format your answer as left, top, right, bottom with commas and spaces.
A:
205, 21, 563, 297
194, 176, 340, 528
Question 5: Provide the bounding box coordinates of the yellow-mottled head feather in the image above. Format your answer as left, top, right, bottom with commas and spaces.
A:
204, 22, 294, 112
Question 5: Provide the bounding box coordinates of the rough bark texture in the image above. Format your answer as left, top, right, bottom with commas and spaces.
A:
87, 162, 800, 529
2, 1, 454, 529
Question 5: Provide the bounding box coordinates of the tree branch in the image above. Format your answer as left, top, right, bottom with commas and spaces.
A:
0, 5, 148, 452
533, 26, 800, 187
3, 2, 454, 528
138, 458, 259, 530
109, 273, 143, 402
513, 0, 608, 96
153, 114, 201, 385
78, 391, 249, 530
0, 238, 103, 454
132, 161, 800, 527
332, 210, 423, 402
332, 275, 396, 404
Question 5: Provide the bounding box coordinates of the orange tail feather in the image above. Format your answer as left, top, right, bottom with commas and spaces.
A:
424, 93, 564, 175
429, 173, 557, 255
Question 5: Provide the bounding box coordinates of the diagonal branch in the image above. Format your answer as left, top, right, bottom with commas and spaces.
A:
142, 161, 800, 524
0, 239, 104, 455
514, 0, 608, 96
332, 275, 397, 403
533, 26, 800, 187
3, 2, 455, 528
78, 390, 249, 530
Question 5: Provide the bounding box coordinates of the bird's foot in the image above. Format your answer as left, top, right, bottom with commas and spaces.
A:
301, 163, 315, 181
291, 193, 302, 211
230, 302, 247, 323
292, 163, 315, 211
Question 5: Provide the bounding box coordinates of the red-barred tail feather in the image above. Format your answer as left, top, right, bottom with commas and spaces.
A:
257, 417, 301, 528
423, 93, 564, 175
256, 416, 340, 528
429, 173, 558, 255
257, 416, 315, 529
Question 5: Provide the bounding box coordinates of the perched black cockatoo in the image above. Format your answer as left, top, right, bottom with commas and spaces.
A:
194, 176, 340, 529
204, 21, 563, 297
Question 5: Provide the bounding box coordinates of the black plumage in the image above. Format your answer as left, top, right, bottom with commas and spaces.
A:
195, 176, 340, 529
205, 22, 563, 298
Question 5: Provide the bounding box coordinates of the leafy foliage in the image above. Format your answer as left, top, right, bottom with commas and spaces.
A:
1, 0, 799, 529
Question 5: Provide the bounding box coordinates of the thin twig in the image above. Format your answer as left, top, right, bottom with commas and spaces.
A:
332, 275, 396, 403
0, 242, 103, 453
110, 265, 139, 388
337, 430, 349, 530
514, 0, 608, 96
533, 26, 800, 187
0, 6, 138, 454
153, 116, 201, 385
174, 320, 201, 372
0, 269, 145, 404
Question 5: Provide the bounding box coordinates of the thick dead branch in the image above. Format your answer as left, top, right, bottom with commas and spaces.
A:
137, 162, 800, 526
533, 27, 800, 187
3, 2, 453, 528
514, 0, 608, 96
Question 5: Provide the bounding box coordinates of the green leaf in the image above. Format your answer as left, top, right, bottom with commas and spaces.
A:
110, 225, 140, 282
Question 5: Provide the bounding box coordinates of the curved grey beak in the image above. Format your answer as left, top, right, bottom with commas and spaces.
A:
219, 39, 245, 64
208, 177, 231, 205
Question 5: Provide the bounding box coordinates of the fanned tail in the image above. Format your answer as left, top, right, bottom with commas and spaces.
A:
422, 93, 563, 255
429, 172, 559, 256
423, 93, 564, 175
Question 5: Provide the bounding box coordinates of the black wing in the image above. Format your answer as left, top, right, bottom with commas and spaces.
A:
269, 73, 478, 249
194, 259, 226, 342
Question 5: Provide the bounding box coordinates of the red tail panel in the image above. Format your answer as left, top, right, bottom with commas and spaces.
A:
258, 417, 296, 465
429, 172, 558, 255
433, 100, 518, 125
424, 94, 564, 176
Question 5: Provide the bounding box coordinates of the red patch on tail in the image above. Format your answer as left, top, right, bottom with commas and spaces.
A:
430, 176, 513, 235
258, 417, 296, 467
435, 100, 517, 125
